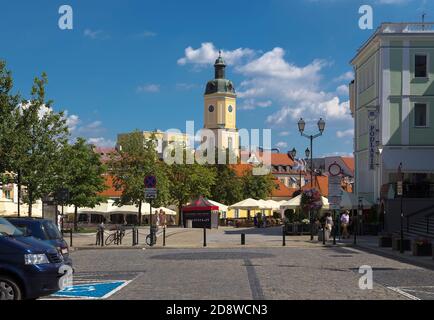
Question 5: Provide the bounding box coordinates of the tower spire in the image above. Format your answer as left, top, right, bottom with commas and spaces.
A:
214, 51, 226, 79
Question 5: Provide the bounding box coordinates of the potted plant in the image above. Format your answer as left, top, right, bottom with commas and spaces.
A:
412, 239, 432, 256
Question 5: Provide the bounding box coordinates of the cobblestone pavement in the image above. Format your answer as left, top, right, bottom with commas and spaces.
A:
66, 245, 434, 300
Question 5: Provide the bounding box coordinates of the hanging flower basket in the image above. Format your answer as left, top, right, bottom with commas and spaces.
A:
300, 189, 323, 213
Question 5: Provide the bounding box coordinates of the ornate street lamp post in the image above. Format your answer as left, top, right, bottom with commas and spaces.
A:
298, 118, 325, 241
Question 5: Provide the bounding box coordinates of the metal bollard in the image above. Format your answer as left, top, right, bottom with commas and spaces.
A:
282, 226, 286, 247
163, 227, 166, 247
132, 228, 136, 246
69, 229, 73, 247
241, 233, 245, 245
323, 227, 326, 245
203, 227, 207, 247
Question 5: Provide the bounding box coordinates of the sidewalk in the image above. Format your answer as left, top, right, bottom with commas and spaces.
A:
338, 236, 434, 271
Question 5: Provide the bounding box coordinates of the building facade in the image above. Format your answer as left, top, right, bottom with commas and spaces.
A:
351, 22, 434, 204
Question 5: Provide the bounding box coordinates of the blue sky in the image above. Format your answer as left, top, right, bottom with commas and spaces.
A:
0, 0, 432, 157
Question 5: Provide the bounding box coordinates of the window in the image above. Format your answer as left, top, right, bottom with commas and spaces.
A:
4, 190, 11, 199
415, 54, 428, 78
208, 105, 214, 112
414, 103, 427, 127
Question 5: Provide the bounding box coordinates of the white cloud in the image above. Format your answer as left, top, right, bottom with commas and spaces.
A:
177, 43, 352, 129
336, 84, 349, 96
137, 84, 160, 93
334, 71, 354, 82
177, 42, 255, 66
84, 29, 108, 40
239, 99, 272, 110
140, 30, 157, 37
237, 48, 326, 80
278, 131, 290, 137
275, 141, 288, 149
87, 137, 116, 147
336, 129, 354, 138
65, 113, 80, 132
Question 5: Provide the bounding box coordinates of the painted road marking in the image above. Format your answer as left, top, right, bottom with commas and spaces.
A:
386, 287, 421, 300
52, 280, 131, 299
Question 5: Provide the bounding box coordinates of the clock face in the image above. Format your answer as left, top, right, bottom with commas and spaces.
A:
208, 105, 214, 112
228, 105, 233, 113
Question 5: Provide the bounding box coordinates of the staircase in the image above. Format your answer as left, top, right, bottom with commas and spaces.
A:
406, 216, 434, 238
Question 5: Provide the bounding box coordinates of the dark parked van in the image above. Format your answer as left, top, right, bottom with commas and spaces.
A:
7, 218, 72, 267
0, 217, 65, 300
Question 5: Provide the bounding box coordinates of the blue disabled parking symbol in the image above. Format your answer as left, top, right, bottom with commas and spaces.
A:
52, 281, 129, 299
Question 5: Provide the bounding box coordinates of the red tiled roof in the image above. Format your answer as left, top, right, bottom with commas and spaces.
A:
303, 175, 329, 197
230, 164, 253, 177
98, 175, 122, 198
341, 157, 355, 174
239, 151, 294, 167
272, 179, 298, 198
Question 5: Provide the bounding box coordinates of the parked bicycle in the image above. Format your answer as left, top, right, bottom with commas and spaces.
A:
146, 227, 157, 246
105, 227, 126, 246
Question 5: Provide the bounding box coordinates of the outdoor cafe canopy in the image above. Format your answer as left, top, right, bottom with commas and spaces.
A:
229, 198, 271, 210
280, 194, 330, 210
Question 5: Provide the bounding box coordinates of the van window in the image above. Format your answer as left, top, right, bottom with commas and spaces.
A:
42, 221, 62, 240
0, 218, 23, 237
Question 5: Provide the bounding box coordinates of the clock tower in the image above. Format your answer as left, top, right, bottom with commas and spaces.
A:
203, 52, 239, 153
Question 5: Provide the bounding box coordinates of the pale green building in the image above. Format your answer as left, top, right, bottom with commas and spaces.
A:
351, 22, 434, 205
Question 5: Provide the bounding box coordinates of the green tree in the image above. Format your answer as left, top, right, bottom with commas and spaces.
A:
242, 170, 276, 200
210, 166, 243, 206
0, 62, 23, 213
0, 61, 20, 174
57, 138, 107, 231
17, 74, 69, 216
166, 148, 216, 226
109, 131, 170, 225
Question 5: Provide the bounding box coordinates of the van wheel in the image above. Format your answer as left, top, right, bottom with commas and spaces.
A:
0, 277, 22, 300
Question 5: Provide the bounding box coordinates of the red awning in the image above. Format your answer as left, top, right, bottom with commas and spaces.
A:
182, 197, 219, 213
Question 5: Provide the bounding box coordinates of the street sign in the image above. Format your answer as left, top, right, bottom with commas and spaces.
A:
397, 181, 403, 196
328, 162, 342, 177
144, 175, 157, 188
145, 188, 158, 199
52, 281, 129, 299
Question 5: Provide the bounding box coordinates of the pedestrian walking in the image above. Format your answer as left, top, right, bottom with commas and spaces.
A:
341, 210, 350, 239
325, 212, 333, 232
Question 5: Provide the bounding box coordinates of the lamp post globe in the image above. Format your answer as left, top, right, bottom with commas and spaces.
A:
317, 118, 326, 133
298, 118, 306, 134
305, 147, 310, 159
291, 148, 297, 159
